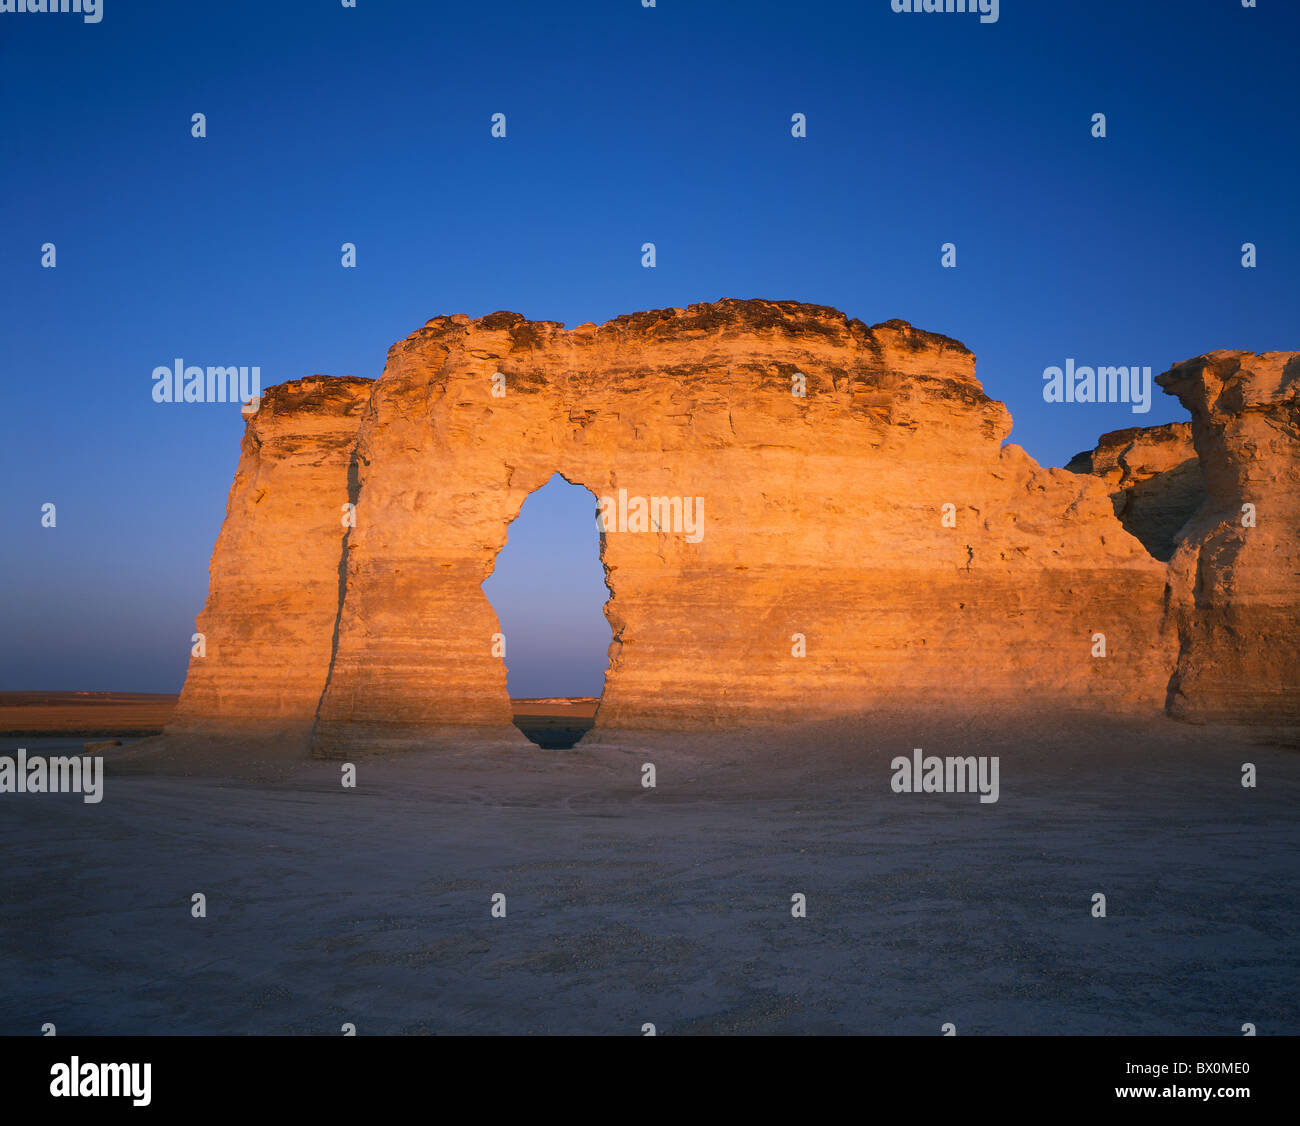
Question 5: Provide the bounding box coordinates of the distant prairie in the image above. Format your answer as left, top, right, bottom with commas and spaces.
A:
0, 691, 178, 736
0, 691, 599, 744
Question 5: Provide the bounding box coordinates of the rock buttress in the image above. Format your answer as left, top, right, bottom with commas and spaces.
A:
1157, 351, 1300, 723
167, 376, 374, 736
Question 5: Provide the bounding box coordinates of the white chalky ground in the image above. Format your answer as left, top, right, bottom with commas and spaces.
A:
2, 715, 1297, 1035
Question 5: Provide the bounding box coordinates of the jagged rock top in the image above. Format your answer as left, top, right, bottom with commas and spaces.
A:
257, 375, 374, 414
1157, 350, 1300, 421
400, 298, 974, 357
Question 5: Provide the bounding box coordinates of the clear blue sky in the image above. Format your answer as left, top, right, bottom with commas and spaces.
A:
1, 0, 1296, 694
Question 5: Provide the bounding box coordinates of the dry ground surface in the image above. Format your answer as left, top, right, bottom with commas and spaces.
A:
1, 711, 1297, 1035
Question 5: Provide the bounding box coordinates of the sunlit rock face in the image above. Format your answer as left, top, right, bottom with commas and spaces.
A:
167, 301, 1297, 750
1156, 352, 1300, 724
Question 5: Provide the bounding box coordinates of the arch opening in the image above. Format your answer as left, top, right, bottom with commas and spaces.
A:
482, 473, 612, 748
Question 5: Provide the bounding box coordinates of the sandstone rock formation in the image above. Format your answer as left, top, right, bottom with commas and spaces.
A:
166, 301, 1298, 750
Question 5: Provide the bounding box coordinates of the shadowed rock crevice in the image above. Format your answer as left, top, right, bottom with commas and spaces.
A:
310, 449, 363, 747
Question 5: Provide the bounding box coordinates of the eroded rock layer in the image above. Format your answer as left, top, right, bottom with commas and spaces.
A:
167, 301, 1298, 749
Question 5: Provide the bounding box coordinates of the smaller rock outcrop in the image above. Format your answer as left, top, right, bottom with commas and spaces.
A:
1065, 423, 1205, 561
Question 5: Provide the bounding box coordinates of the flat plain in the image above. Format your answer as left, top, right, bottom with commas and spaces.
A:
1, 712, 1296, 1035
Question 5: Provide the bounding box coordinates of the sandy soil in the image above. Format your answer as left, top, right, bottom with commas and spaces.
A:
1, 714, 1297, 1035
